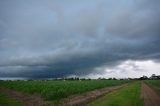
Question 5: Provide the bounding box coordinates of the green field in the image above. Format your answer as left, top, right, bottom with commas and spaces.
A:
0, 92, 22, 106
144, 80, 160, 88
0, 80, 128, 101
144, 80, 160, 93
88, 82, 143, 106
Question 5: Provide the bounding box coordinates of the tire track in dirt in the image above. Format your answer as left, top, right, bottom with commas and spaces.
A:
59, 84, 128, 106
141, 82, 160, 106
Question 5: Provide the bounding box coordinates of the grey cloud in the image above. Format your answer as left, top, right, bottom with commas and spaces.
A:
0, 0, 160, 78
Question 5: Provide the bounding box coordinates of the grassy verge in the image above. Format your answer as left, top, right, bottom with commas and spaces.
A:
88, 82, 143, 106
0, 92, 22, 106
144, 80, 160, 89
144, 80, 160, 94
0, 80, 129, 101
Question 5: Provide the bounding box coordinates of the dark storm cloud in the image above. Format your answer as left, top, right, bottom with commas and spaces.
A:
0, 0, 160, 78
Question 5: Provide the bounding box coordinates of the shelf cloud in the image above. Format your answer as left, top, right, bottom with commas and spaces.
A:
0, 0, 160, 78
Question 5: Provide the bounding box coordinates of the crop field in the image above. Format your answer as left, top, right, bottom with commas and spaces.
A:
144, 80, 160, 89
0, 80, 128, 101
0, 92, 22, 106
0, 80, 160, 106
88, 82, 143, 106
144, 80, 160, 95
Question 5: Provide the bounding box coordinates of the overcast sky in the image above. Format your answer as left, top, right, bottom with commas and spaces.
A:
0, 0, 160, 79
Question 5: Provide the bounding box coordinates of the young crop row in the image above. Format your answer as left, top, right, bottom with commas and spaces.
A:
144, 80, 160, 88
0, 80, 129, 101
88, 82, 143, 106
0, 92, 22, 106
144, 80, 160, 93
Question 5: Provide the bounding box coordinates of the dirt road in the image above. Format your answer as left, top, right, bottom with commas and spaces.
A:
141, 82, 160, 106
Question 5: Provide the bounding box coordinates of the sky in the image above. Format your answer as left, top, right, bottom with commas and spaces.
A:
0, 0, 160, 79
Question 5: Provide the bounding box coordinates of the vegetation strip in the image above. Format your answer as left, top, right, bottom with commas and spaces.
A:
141, 82, 160, 106
0, 90, 22, 106
0, 80, 128, 101
60, 83, 127, 106
88, 82, 143, 106
0, 81, 128, 106
0, 87, 53, 106
144, 80, 160, 94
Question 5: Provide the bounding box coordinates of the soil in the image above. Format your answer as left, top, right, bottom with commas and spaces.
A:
141, 82, 160, 106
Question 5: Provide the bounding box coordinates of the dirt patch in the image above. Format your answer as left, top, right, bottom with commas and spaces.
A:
59, 84, 127, 106
141, 82, 160, 106
0, 87, 54, 106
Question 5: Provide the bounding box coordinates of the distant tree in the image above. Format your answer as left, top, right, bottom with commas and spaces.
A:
150, 74, 160, 80
139, 75, 148, 80
75, 77, 79, 80
80, 78, 86, 80
112, 78, 117, 80
87, 78, 91, 80
152, 74, 156, 77
108, 78, 112, 80
98, 77, 102, 80
101, 78, 106, 80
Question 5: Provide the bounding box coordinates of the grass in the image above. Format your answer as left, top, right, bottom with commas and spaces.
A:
144, 80, 160, 94
88, 82, 143, 106
0, 80, 129, 101
0, 92, 22, 106
144, 80, 160, 89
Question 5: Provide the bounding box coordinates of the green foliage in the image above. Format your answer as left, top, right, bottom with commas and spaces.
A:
0, 80, 129, 101
144, 80, 160, 92
88, 82, 143, 106
144, 80, 160, 88
0, 92, 22, 106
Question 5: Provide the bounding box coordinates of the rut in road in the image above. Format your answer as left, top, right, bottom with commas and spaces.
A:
141, 82, 160, 106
